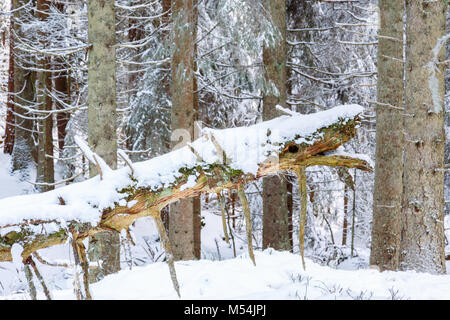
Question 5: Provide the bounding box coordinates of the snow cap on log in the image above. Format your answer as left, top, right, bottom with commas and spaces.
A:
0, 104, 364, 230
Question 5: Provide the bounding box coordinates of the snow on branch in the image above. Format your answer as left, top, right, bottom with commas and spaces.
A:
0, 105, 373, 297
74, 136, 112, 180
275, 104, 300, 116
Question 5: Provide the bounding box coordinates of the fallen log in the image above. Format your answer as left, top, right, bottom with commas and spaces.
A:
0, 104, 372, 297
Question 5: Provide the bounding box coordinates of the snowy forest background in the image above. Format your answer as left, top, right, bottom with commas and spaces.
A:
0, 0, 448, 300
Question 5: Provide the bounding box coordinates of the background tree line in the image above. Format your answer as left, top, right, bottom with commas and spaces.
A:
0, 0, 448, 282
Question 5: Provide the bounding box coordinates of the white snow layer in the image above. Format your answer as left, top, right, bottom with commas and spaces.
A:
0, 104, 364, 228
7, 249, 450, 300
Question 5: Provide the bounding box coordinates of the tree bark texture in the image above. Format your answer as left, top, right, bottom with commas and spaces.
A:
87, 0, 117, 173
87, 0, 120, 280
3, 0, 15, 155
54, 2, 70, 155
262, 0, 291, 252
342, 184, 348, 246
169, 0, 201, 261
400, 0, 447, 274
54, 66, 70, 153
35, 0, 55, 192
369, 0, 404, 271
11, 0, 35, 176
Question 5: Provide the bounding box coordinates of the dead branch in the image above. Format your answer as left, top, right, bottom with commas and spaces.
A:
0, 108, 373, 297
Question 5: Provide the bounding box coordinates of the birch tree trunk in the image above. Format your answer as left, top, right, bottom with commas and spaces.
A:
87, 0, 120, 281
262, 0, 291, 252
369, 0, 404, 271
400, 0, 446, 274
169, 0, 201, 260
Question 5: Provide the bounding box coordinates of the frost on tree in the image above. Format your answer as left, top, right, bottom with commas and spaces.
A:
0, 105, 372, 298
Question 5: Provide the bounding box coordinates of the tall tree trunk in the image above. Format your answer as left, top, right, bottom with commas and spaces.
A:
286, 0, 315, 114
169, 0, 201, 260
161, 0, 172, 110
11, 0, 35, 177
262, 0, 291, 252
54, 2, 70, 155
399, 0, 447, 274
126, 3, 143, 109
87, 0, 120, 281
160, 0, 171, 232
369, 0, 405, 271
4, 0, 15, 155
35, 0, 54, 192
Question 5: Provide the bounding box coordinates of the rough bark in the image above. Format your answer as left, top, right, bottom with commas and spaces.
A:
286, 0, 315, 114
399, 0, 447, 274
3, 0, 15, 155
169, 0, 201, 261
262, 0, 291, 252
296, 166, 307, 269
35, 0, 55, 192
369, 0, 405, 271
86, 0, 120, 281
54, 66, 70, 153
53, 0, 70, 155
342, 184, 348, 246
11, 0, 35, 176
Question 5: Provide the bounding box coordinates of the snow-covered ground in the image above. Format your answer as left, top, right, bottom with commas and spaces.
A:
1, 152, 450, 300
0, 153, 35, 198
58, 250, 450, 300
4, 249, 450, 300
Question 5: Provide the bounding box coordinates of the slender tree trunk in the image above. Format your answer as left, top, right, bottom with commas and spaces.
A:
287, 179, 293, 251
286, 0, 315, 114
160, 0, 171, 232
399, 0, 447, 274
342, 185, 348, 246
87, 0, 120, 281
35, 0, 54, 192
54, 67, 70, 153
11, 0, 35, 177
169, 0, 201, 260
351, 169, 357, 257
4, 1, 15, 155
369, 0, 404, 271
54, 0, 70, 155
126, 2, 144, 108
262, 0, 290, 252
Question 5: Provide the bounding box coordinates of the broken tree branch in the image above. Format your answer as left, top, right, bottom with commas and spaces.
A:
0, 105, 372, 297
217, 192, 230, 244
296, 166, 307, 270
237, 183, 256, 266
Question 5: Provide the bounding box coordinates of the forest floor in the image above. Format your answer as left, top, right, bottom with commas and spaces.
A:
1, 153, 450, 300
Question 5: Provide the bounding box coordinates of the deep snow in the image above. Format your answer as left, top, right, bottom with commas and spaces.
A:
1, 142, 450, 300
4, 249, 450, 300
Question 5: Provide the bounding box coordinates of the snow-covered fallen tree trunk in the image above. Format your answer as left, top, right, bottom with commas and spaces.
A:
0, 105, 372, 298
